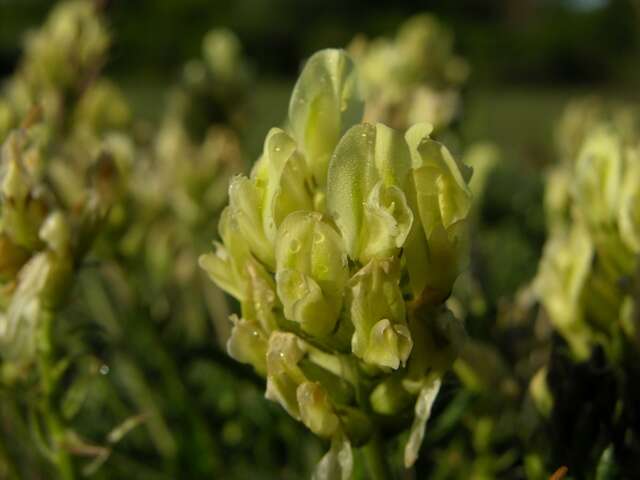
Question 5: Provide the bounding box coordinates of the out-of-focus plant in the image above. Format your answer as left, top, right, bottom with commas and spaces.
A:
200, 48, 473, 479
0, 0, 133, 211
167, 28, 252, 141
536, 110, 639, 361
0, 4, 142, 477
0, 4, 266, 479
350, 14, 469, 133
0, 115, 124, 479
113, 27, 250, 343
0, 0, 111, 142
531, 98, 640, 477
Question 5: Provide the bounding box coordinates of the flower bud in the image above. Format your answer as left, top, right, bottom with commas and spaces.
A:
408, 87, 460, 131
228, 175, 275, 267
73, 80, 131, 135
289, 49, 363, 187
1, 133, 49, 250
0, 234, 29, 282
327, 123, 413, 263
370, 377, 413, 415
199, 207, 252, 301
265, 331, 308, 419
202, 29, 244, 83
573, 127, 622, 228
349, 258, 412, 369
403, 124, 472, 300
313, 433, 353, 480
22, 0, 109, 90
0, 254, 49, 359
529, 367, 553, 418
618, 147, 640, 253
275, 212, 348, 337
226, 314, 268, 375
355, 14, 467, 131
535, 224, 594, 360
39, 211, 71, 255
252, 127, 314, 239
297, 381, 340, 438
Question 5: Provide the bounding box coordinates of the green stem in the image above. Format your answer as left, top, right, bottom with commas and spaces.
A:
38, 311, 75, 480
362, 434, 393, 480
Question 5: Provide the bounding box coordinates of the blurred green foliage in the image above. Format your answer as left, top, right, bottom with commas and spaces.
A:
0, 1, 639, 479
1, 0, 639, 86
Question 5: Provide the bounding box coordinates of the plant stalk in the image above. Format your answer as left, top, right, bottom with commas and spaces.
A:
362, 434, 393, 480
38, 311, 75, 480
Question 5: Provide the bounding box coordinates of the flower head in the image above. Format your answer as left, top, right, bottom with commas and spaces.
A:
200, 48, 472, 474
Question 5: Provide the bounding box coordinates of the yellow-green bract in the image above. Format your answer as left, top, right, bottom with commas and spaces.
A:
200, 48, 472, 478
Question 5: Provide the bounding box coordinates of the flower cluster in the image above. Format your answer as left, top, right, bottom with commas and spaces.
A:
0, 5, 253, 476
200, 49, 472, 476
535, 102, 640, 360
0, 0, 110, 140
351, 14, 469, 132
0, 124, 117, 361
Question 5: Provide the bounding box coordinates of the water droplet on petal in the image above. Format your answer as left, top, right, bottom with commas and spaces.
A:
289, 239, 301, 253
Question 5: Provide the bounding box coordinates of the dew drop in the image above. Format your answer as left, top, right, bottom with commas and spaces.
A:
99, 365, 110, 375
313, 232, 325, 244
289, 239, 301, 253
